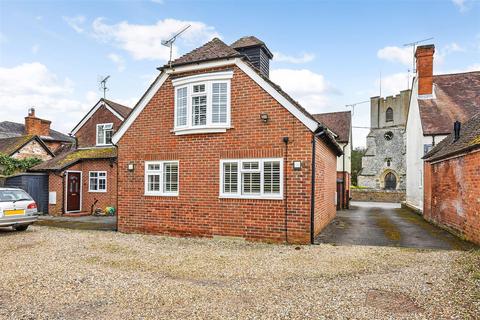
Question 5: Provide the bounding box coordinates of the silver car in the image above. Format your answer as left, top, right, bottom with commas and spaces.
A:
0, 188, 38, 231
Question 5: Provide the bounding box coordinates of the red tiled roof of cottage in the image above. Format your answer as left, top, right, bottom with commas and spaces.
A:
103, 99, 132, 119
418, 71, 480, 135
313, 111, 351, 143
424, 112, 480, 162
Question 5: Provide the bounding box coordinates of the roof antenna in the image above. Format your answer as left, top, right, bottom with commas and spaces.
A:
161, 25, 191, 68
403, 37, 434, 85
98, 75, 110, 99
345, 100, 369, 116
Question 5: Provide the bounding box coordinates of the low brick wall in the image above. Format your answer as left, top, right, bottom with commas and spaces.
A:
351, 189, 405, 203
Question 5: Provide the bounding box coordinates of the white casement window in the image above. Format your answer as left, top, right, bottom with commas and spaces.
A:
96, 123, 113, 146
145, 161, 179, 196
89, 171, 107, 192
172, 71, 233, 135
219, 158, 283, 199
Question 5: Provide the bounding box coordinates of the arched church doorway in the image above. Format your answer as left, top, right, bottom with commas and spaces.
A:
384, 172, 397, 190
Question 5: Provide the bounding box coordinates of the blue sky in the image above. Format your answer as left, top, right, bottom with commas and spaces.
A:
1, 0, 479, 147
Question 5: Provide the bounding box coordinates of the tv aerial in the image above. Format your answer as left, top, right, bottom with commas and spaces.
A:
403, 37, 434, 86
98, 75, 110, 99
161, 25, 191, 68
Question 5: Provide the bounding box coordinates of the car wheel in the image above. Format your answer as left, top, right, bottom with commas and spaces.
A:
13, 225, 29, 231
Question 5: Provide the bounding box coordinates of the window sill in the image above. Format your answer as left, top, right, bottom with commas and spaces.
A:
144, 193, 179, 197
219, 195, 283, 200
88, 190, 107, 193
172, 126, 231, 136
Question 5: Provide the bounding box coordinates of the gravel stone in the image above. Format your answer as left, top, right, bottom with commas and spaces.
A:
0, 226, 478, 319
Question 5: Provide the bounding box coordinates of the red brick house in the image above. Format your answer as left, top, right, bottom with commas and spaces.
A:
112, 36, 342, 244
423, 113, 480, 245
313, 111, 352, 209
33, 98, 131, 215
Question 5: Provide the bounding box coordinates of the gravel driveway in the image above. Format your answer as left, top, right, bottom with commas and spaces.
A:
1, 226, 478, 319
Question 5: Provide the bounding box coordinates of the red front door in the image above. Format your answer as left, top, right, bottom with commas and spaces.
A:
66, 172, 81, 212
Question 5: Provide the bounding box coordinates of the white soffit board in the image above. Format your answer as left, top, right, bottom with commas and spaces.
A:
71, 100, 124, 135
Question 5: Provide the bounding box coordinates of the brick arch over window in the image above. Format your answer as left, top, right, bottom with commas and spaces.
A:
386, 107, 394, 122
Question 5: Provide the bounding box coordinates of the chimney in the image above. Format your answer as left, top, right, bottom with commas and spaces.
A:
453, 121, 461, 141
231, 36, 273, 78
415, 44, 435, 96
24, 107, 51, 137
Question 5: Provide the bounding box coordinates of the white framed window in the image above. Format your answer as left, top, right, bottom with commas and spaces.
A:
172, 71, 233, 135
89, 171, 107, 192
145, 161, 179, 196
219, 158, 283, 199
96, 123, 113, 146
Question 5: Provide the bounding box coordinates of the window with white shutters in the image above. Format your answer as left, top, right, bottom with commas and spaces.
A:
145, 161, 179, 196
220, 159, 283, 199
172, 71, 232, 134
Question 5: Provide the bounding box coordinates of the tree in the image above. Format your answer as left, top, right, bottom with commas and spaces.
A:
351, 147, 366, 186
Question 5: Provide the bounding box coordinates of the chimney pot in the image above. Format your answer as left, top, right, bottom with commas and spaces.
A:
24, 108, 51, 137
415, 44, 435, 96
28, 107, 35, 117
453, 121, 461, 141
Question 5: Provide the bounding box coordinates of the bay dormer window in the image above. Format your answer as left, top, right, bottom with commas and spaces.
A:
172, 71, 233, 135
96, 123, 113, 146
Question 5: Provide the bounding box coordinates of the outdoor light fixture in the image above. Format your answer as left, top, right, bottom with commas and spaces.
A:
260, 113, 269, 123
127, 163, 135, 172
293, 161, 302, 171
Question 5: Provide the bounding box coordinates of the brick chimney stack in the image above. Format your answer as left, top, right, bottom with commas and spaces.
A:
24, 107, 51, 137
415, 44, 435, 96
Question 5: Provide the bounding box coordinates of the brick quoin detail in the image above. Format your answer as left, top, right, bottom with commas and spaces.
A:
48, 159, 117, 216
116, 64, 337, 244
424, 151, 480, 245
75, 105, 124, 148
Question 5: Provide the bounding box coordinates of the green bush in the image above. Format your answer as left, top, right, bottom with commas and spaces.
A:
0, 153, 43, 176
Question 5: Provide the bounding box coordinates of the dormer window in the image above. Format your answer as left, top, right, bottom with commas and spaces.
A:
96, 123, 113, 146
172, 71, 233, 135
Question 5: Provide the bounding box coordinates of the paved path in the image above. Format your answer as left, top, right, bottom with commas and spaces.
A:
316, 201, 475, 250
35, 215, 116, 231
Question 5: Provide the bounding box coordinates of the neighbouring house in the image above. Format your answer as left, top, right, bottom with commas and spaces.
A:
0, 108, 73, 156
0, 135, 54, 162
405, 44, 480, 212
313, 111, 352, 209
112, 36, 342, 244
32, 98, 131, 216
357, 90, 411, 202
423, 113, 480, 245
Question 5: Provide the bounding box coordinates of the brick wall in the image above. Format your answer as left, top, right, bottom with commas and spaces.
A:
48, 159, 117, 216
424, 151, 480, 245
336, 171, 351, 209
116, 64, 337, 244
351, 189, 405, 202
313, 137, 337, 237
75, 105, 124, 148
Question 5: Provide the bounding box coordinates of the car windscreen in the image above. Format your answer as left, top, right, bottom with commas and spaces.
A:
0, 190, 32, 202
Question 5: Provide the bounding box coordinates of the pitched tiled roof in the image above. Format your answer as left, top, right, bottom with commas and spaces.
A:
418, 71, 480, 135
168, 38, 242, 68
103, 99, 132, 118
424, 112, 480, 162
313, 111, 351, 143
31, 147, 117, 171
230, 36, 273, 58
0, 135, 53, 157
0, 121, 72, 142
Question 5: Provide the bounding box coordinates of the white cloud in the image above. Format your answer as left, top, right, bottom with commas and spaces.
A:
91, 18, 220, 61
0, 62, 92, 133
452, 0, 469, 12
375, 72, 410, 97
273, 52, 315, 64
63, 15, 86, 34
377, 46, 412, 67
270, 69, 338, 113
107, 53, 126, 72
32, 44, 40, 54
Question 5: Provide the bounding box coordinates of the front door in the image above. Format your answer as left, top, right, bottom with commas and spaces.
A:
66, 172, 81, 212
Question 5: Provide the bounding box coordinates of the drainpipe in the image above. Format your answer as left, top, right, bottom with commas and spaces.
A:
310, 127, 326, 244
342, 143, 346, 210
283, 136, 289, 244
113, 143, 119, 232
